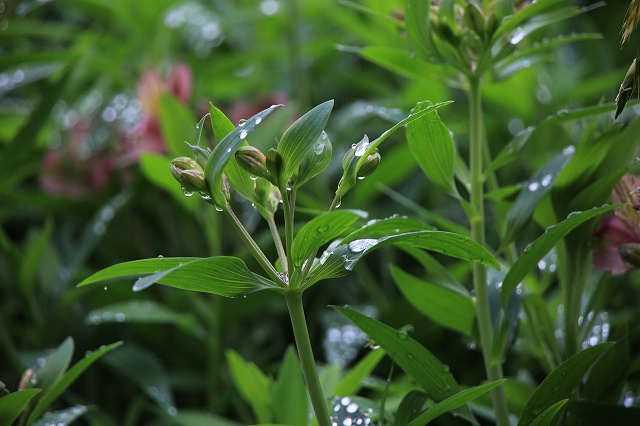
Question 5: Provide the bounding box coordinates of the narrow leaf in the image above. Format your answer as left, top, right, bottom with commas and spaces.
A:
486, 127, 535, 176
36, 337, 74, 391
226, 349, 273, 424
85, 300, 191, 326
278, 100, 334, 181
501, 204, 618, 307
27, 342, 123, 425
291, 210, 364, 267
395, 391, 429, 426
78, 256, 277, 297
0, 389, 41, 426
406, 0, 437, 61
407, 101, 457, 195
272, 347, 308, 426
33, 405, 88, 426
359, 46, 443, 82
529, 399, 568, 426
518, 343, 614, 426
331, 349, 386, 396
406, 380, 506, 426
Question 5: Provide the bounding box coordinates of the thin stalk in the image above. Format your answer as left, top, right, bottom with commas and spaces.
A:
224, 206, 285, 286
468, 76, 510, 426
281, 184, 296, 280
285, 292, 331, 426
267, 214, 288, 274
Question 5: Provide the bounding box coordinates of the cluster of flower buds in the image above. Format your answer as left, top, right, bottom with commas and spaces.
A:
170, 157, 208, 197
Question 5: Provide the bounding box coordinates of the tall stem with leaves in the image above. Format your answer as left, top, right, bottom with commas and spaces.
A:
469, 76, 510, 426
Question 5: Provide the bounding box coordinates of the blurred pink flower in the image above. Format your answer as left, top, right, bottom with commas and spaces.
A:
228, 92, 289, 125
592, 174, 640, 275
117, 64, 193, 167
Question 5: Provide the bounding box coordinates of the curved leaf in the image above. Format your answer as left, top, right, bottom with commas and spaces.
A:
226, 349, 273, 424
529, 400, 568, 426
500, 204, 618, 307
291, 210, 364, 268
36, 337, 74, 391
205, 104, 283, 207
518, 343, 613, 426
277, 100, 333, 182
0, 390, 41, 426
340, 215, 434, 244
78, 257, 277, 297
406, 380, 506, 426
294, 131, 332, 186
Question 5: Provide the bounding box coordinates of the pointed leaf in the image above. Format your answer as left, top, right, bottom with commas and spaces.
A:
486, 127, 535, 176
33, 405, 88, 426
294, 131, 332, 186
391, 266, 474, 336
331, 349, 386, 396
491, 0, 565, 43
407, 101, 457, 195
0, 389, 41, 426
27, 342, 122, 425
291, 210, 364, 268
205, 104, 282, 207
159, 94, 195, 158
529, 400, 568, 426
406, 0, 438, 61
334, 307, 461, 401
359, 46, 444, 82
272, 347, 308, 426
395, 391, 430, 426
78, 257, 277, 297
500, 205, 618, 307
36, 337, 74, 392
406, 380, 506, 426
226, 349, 273, 424
340, 215, 434, 244
518, 343, 613, 426
278, 100, 334, 182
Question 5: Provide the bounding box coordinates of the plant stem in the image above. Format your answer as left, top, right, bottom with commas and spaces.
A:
285, 292, 331, 426
224, 206, 286, 286
468, 76, 510, 426
281, 184, 296, 280
267, 214, 289, 274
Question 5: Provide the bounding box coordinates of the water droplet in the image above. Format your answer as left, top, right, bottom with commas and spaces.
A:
406, 352, 415, 359
238, 119, 247, 127
346, 403, 358, 414
528, 181, 540, 192
157, 255, 164, 258
240, 129, 248, 139
115, 313, 126, 322
341, 396, 351, 406
317, 225, 330, 233
397, 329, 408, 339
510, 27, 526, 44
195, 124, 200, 129
321, 131, 328, 140
226, 148, 232, 153
167, 406, 177, 416
357, 176, 365, 180
562, 145, 575, 155
215, 205, 223, 212
342, 304, 351, 310
255, 117, 262, 125
181, 187, 194, 197
348, 239, 377, 253
104, 286, 108, 291
540, 173, 553, 187
314, 141, 326, 155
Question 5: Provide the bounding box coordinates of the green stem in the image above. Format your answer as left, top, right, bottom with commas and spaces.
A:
285, 292, 331, 426
281, 184, 296, 281
224, 206, 286, 286
267, 214, 288, 275
469, 76, 510, 426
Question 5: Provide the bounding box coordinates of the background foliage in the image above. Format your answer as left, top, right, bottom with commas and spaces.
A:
2, 0, 640, 425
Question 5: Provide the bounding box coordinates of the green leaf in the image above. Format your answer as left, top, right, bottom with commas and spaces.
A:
19, 218, 53, 292
294, 131, 332, 186
140, 153, 197, 214
522, 294, 562, 368
209, 104, 256, 203
399, 247, 469, 296
503, 149, 574, 245
277, 100, 333, 182
291, 210, 364, 268
336, 0, 404, 28
340, 215, 434, 244
491, 0, 565, 43
485, 127, 535, 176
78, 256, 277, 297
226, 349, 273, 424
391, 266, 474, 336
306, 230, 499, 288
159, 93, 196, 158
406, 101, 457, 195
85, 300, 193, 326
359, 46, 443, 82
395, 391, 429, 426
500, 204, 618, 307
334, 307, 460, 401
36, 337, 74, 391
406, 380, 506, 426
26, 342, 122, 425
518, 343, 614, 426
0, 389, 41, 426
205, 104, 283, 207
406, 0, 437, 61
33, 405, 88, 426
529, 400, 568, 426
272, 346, 308, 426
331, 349, 386, 396
103, 345, 175, 412
167, 410, 241, 426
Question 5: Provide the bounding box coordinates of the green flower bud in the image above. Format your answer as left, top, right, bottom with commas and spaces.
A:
234, 146, 273, 181
265, 148, 283, 185
170, 157, 208, 196
357, 150, 381, 179
255, 177, 281, 215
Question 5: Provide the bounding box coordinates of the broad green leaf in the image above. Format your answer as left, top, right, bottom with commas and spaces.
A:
159, 93, 195, 158
78, 257, 277, 297
306, 230, 499, 289
36, 337, 74, 391
359, 46, 443, 82
406, 0, 437, 61
395, 391, 430, 426
294, 131, 332, 186
334, 307, 460, 401
209, 104, 256, 203
518, 343, 614, 426
331, 349, 386, 396
205, 105, 283, 207
500, 204, 618, 307
33, 405, 88, 426
485, 127, 535, 176
503, 149, 574, 246
26, 342, 122, 425
272, 347, 308, 426
407, 101, 457, 195
277, 100, 333, 182
391, 266, 474, 336
0, 389, 41, 426
226, 349, 273, 424
103, 345, 175, 412
406, 380, 506, 426
529, 400, 568, 426
140, 153, 197, 214
168, 410, 241, 426
291, 210, 364, 268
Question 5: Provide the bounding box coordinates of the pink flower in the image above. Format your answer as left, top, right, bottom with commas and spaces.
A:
592, 174, 640, 275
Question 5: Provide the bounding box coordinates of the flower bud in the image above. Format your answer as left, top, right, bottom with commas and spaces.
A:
265, 148, 283, 185
255, 177, 281, 215
186, 142, 211, 169
170, 157, 208, 195
357, 150, 381, 179
234, 146, 273, 181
